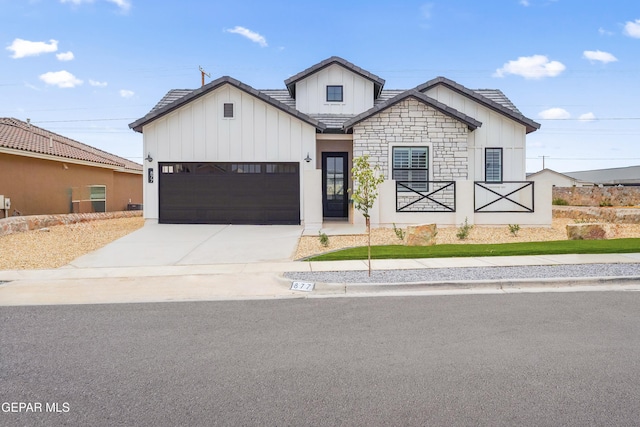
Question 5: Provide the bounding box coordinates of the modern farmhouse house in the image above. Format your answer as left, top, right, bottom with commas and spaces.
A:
130, 56, 550, 231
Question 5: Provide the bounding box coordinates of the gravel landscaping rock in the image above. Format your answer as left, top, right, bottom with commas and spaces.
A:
285, 263, 640, 284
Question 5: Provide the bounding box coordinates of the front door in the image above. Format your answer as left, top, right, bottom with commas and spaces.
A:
322, 152, 348, 218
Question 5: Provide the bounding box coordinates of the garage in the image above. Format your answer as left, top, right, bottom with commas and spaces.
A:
159, 162, 300, 225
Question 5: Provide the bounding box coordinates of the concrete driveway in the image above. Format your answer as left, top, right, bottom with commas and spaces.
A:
67, 224, 303, 268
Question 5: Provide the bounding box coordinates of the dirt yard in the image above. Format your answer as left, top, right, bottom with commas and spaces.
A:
0, 217, 144, 270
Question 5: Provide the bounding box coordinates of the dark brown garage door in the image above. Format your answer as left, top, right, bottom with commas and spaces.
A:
159, 162, 300, 225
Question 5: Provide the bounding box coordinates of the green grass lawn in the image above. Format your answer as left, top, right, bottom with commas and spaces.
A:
307, 238, 640, 261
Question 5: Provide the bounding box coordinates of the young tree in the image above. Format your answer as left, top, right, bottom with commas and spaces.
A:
349, 155, 385, 276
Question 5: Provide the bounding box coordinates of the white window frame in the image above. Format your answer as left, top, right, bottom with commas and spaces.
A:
389, 143, 431, 191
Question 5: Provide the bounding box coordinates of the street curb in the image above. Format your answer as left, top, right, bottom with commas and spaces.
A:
311, 275, 640, 295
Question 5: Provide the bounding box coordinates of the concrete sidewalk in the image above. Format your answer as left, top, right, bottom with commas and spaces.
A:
1, 253, 640, 306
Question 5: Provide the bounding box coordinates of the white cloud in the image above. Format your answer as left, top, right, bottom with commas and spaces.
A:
60, 0, 94, 4
494, 54, 566, 79
106, 0, 131, 12
538, 108, 571, 120
24, 82, 41, 91
56, 51, 75, 61
119, 89, 135, 98
225, 26, 268, 47
583, 50, 617, 64
6, 38, 58, 58
624, 19, 640, 38
61, 0, 130, 12
420, 3, 434, 19
519, 0, 530, 6
598, 27, 614, 36
39, 70, 83, 88
579, 112, 596, 122
89, 79, 108, 87
419, 2, 434, 28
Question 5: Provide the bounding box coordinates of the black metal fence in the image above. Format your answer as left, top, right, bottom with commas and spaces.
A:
474, 181, 534, 213
396, 181, 456, 212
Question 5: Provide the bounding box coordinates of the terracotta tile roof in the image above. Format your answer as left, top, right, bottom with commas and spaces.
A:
0, 118, 142, 172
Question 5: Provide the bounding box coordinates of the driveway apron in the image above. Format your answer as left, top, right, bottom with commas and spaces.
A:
67, 224, 303, 268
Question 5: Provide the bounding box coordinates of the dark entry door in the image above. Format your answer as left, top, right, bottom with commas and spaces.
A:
322, 152, 348, 218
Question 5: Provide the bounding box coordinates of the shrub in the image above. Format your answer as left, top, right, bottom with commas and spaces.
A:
599, 199, 613, 207
319, 232, 329, 247
552, 197, 568, 205
456, 218, 473, 240
392, 223, 405, 241
508, 224, 520, 237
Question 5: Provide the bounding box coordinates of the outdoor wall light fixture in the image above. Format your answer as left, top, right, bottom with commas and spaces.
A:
304, 152, 312, 163
145, 153, 153, 162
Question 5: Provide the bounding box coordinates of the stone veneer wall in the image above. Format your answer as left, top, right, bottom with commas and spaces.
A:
553, 206, 640, 224
352, 98, 469, 211
0, 210, 142, 237
352, 98, 469, 180
553, 186, 640, 207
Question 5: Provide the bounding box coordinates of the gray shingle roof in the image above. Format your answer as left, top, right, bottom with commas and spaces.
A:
284, 56, 385, 99
130, 76, 326, 133
416, 77, 540, 133
473, 89, 522, 114
150, 89, 192, 113
260, 90, 296, 109
134, 62, 538, 135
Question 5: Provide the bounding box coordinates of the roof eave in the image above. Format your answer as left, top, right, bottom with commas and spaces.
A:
284, 56, 385, 99
417, 77, 541, 133
130, 76, 326, 133
343, 90, 481, 131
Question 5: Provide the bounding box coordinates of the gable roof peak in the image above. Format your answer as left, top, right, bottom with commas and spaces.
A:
129, 75, 326, 133
342, 89, 482, 131
284, 56, 385, 99
416, 76, 541, 134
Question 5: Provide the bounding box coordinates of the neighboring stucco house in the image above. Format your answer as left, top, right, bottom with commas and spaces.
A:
130, 56, 550, 231
0, 118, 142, 216
527, 168, 594, 187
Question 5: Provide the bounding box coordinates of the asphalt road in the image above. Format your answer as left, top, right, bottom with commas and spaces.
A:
1, 291, 639, 426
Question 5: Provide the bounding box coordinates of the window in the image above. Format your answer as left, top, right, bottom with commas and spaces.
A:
392, 147, 428, 191
326, 85, 343, 102
88, 185, 106, 213
231, 164, 261, 174
223, 103, 234, 118
266, 164, 297, 174
485, 148, 503, 182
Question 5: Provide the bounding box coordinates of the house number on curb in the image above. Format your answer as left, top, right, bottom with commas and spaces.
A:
290, 281, 314, 292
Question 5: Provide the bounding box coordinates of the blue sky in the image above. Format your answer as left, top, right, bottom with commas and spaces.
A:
1, 0, 639, 173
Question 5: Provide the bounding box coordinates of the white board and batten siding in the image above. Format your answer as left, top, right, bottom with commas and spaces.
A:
424, 86, 527, 181
294, 63, 374, 115
142, 84, 317, 221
